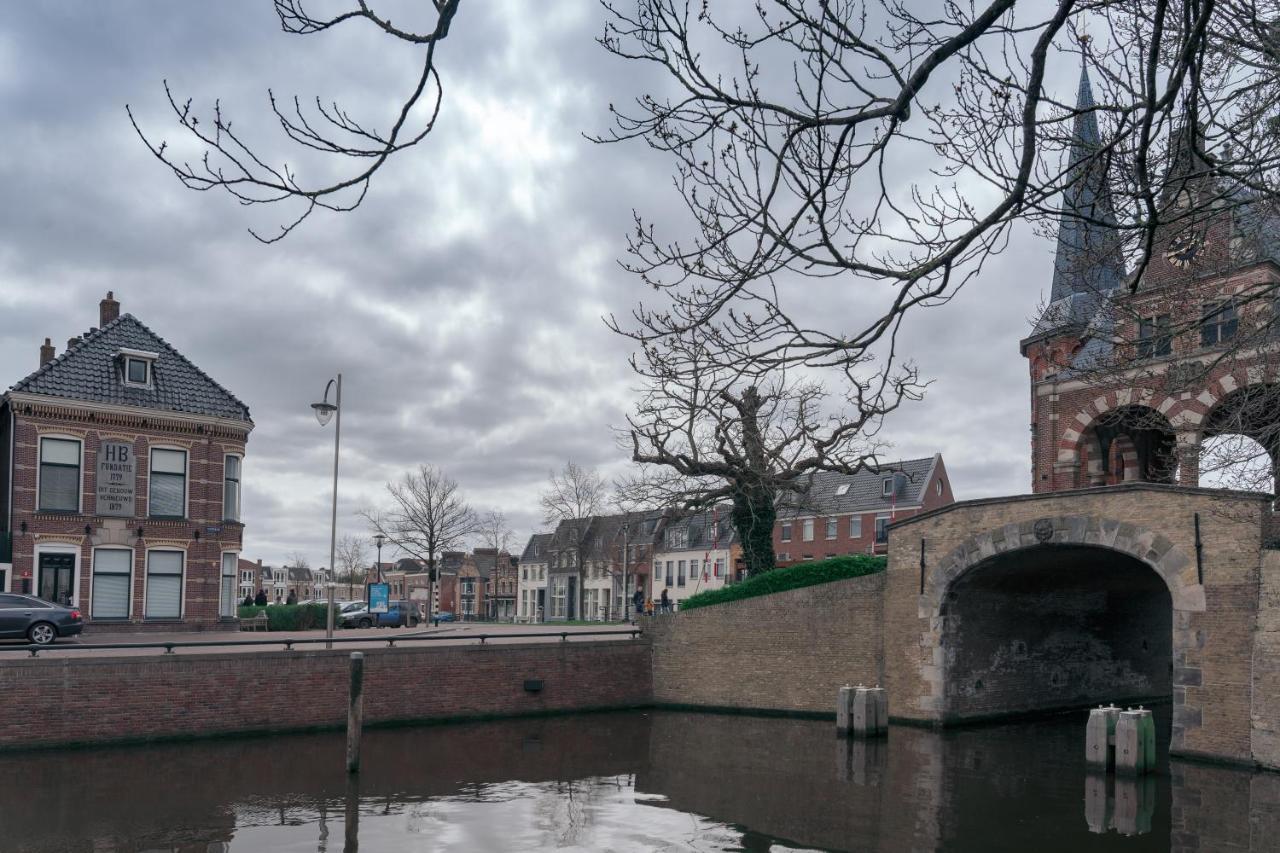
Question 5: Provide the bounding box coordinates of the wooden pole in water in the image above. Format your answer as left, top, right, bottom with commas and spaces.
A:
347, 652, 364, 773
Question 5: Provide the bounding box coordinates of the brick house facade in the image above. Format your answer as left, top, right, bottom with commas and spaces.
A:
0, 293, 253, 630
771, 454, 954, 567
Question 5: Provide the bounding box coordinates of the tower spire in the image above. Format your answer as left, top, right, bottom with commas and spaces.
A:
1048, 58, 1126, 304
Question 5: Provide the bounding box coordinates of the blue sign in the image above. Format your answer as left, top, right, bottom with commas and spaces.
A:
368, 583, 390, 614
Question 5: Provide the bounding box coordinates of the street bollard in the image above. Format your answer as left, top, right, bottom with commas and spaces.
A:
1114, 709, 1153, 775
836, 685, 855, 737
1085, 705, 1120, 770
346, 652, 364, 774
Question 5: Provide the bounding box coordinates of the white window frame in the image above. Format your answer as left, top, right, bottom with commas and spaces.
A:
875, 515, 891, 544
223, 454, 242, 522
882, 478, 893, 497
148, 446, 189, 519
850, 516, 863, 538
220, 551, 239, 619
37, 435, 83, 514
825, 518, 838, 540
936, 480, 944, 496
781, 521, 792, 542
144, 547, 186, 620
123, 357, 152, 388
90, 546, 134, 620
33, 542, 81, 608
802, 519, 815, 542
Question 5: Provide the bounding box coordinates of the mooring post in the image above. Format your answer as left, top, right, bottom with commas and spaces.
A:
868, 686, 888, 735
1114, 709, 1153, 775
346, 651, 365, 774
1085, 705, 1120, 770
836, 685, 855, 736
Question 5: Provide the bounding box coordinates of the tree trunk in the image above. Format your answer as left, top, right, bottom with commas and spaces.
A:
731, 485, 777, 576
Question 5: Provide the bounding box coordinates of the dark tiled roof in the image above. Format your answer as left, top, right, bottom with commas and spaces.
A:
521, 533, 553, 562
287, 566, 312, 583
658, 506, 736, 552
10, 314, 251, 422
777, 456, 939, 518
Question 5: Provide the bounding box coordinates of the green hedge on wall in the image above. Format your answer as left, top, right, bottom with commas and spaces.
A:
236, 603, 333, 631
678, 554, 887, 612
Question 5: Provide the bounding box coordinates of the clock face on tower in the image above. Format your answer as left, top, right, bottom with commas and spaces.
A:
1166, 230, 1203, 268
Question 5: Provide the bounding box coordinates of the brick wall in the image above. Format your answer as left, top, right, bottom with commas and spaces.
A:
1253, 550, 1280, 770
644, 573, 885, 714
0, 640, 651, 750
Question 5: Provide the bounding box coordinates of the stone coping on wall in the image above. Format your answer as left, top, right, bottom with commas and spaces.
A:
889, 482, 1273, 532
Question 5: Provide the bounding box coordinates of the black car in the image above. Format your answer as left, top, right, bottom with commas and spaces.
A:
0, 594, 84, 645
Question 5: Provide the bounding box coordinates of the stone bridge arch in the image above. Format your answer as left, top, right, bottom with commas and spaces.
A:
883, 485, 1268, 764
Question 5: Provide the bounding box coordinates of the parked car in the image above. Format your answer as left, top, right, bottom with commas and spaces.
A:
340, 601, 420, 629
434, 611, 455, 622
0, 594, 84, 645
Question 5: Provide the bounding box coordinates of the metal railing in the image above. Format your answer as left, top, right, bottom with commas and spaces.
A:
1, 627, 643, 658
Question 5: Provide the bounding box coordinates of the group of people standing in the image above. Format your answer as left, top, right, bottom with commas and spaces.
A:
632, 587, 676, 618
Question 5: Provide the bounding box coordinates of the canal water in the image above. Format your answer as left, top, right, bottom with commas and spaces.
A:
0, 707, 1274, 852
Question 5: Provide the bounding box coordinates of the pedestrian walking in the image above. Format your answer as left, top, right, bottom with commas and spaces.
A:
632, 588, 644, 621
286, 590, 298, 605
254, 590, 268, 607
660, 588, 670, 613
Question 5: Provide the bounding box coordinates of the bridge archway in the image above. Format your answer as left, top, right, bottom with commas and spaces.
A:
921, 515, 1203, 725
940, 544, 1172, 719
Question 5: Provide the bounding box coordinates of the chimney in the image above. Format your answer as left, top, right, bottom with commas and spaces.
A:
257, 558, 263, 567
39, 338, 55, 368
99, 291, 120, 327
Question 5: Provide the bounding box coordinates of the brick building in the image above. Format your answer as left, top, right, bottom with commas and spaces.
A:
772, 455, 954, 566
1021, 66, 1280, 494
0, 292, 252, 629
474, 547, 517, 621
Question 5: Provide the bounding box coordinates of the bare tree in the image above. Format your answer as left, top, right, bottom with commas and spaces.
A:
618, 326, 912, 574
128, 0, 462, 242
285, 550, 310, 569
362, 464, 477, 576
335, 533, 370, 599
595, 1, 1280, 380
475, 509, 514, 554
539, 461, 607, 524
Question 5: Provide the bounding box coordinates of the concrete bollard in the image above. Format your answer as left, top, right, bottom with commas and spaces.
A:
1114, 709, 1154, 775
1085, 705, 1120, 770
346, 652, 365, 774
836, 685, 855, 737
867, 687, 888, 735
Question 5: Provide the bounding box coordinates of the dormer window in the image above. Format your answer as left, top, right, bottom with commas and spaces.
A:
118, 348, 158, 388
882, 478, 893, 497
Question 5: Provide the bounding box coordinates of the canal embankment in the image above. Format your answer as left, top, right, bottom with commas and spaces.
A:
0, 639, 651, 750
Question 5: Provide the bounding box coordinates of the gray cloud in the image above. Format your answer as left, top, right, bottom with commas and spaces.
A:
0, 2, 1071, 565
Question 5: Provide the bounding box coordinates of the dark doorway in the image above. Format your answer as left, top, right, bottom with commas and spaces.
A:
567, 577, 577, 621
941, 545, 1172, 721
38, 553, 75, 606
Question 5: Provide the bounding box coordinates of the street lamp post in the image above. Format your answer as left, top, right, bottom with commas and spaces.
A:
373, 533, 385, 583
312, 374, 342, 649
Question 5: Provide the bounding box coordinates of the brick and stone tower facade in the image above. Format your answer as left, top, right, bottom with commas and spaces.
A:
1022, 70, 1280, 494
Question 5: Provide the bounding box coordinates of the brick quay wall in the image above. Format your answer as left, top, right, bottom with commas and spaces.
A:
0, 640, 651, 750
643, 573, 886, 715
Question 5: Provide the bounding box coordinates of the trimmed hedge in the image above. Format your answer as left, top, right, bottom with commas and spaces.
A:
236, 603, 333, 631
678, 554, 887, 612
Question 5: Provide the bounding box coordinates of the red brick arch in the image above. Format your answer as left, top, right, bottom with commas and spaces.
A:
1056, 387, 1181, 464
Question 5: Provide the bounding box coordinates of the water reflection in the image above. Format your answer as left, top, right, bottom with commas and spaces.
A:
0, 707, 1274, 852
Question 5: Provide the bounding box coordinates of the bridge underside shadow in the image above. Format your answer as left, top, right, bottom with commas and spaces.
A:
941, 545, 1172, 721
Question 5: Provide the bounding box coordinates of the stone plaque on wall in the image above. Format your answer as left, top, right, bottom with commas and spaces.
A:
96, 441, 136, 517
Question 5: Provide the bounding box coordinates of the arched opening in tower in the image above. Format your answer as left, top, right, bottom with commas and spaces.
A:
1086, 405, 1177, 486
1200, 384, 1280, 494
939, 545, 1172, 720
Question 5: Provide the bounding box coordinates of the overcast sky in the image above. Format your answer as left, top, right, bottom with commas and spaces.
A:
0, 2, 1072, 567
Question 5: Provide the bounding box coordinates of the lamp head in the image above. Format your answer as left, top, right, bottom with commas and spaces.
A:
311, 401, 337, 426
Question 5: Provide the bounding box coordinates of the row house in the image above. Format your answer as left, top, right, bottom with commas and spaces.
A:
435, 551, 465, 617
651, 507, 738, 609
535, 510, 664, 622
517, 533, 551, 622
0, 293, 253, 629
474, 547, 517, 621
773, 454, 954, 566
